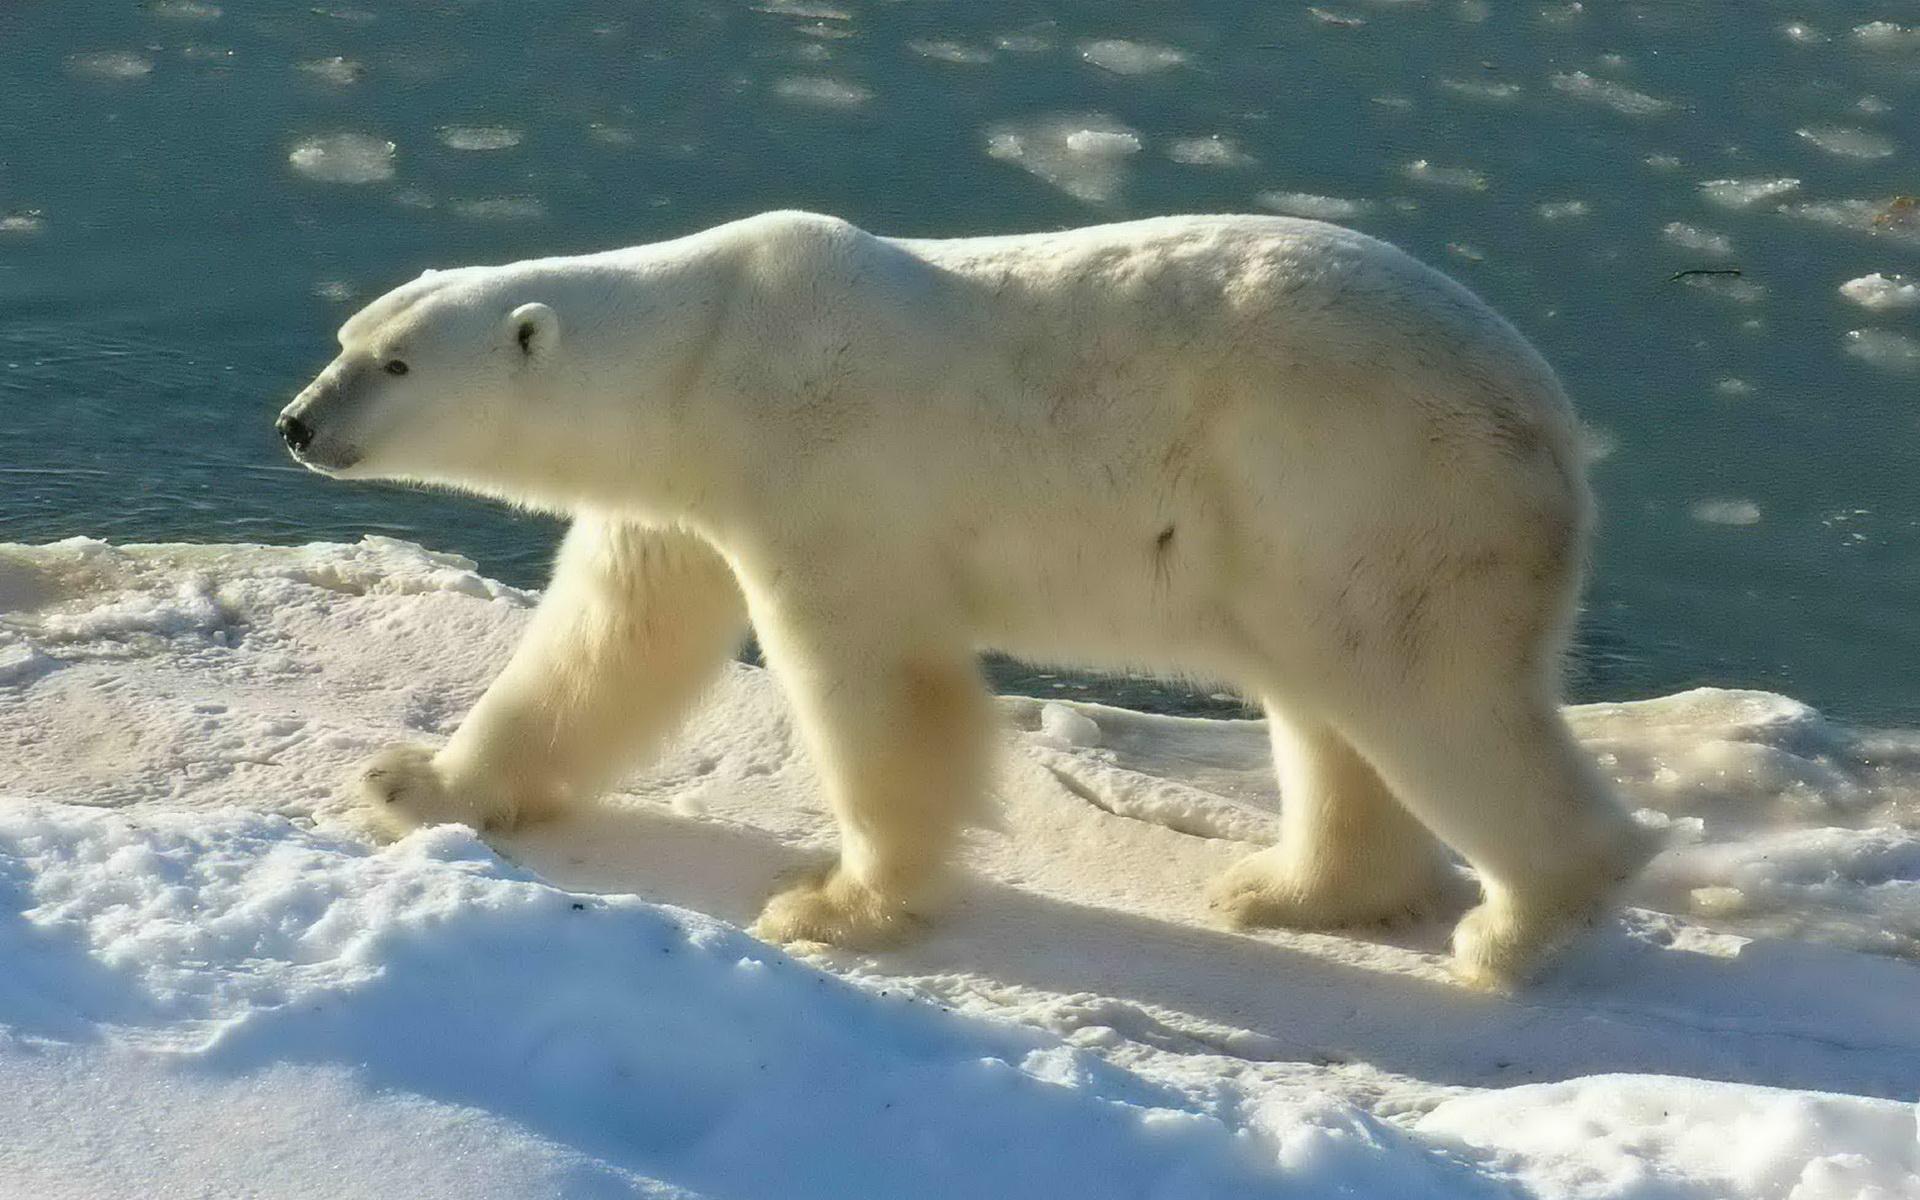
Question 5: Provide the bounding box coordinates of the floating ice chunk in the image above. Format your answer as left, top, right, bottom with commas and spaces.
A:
1782, 197, 1920, 245
1678, 272, 1766, 303
1535, 199, 1588, 220
1549, 71, 1672, 116
1039, 702, 1102, 748
1857, 95, 1892, 116
1714, 377, 1754, 397
1079, 39, 1188, 75
1255, 191, 1373, 220
1662, 222, 1734, 256
1690, 499, 1761, 527
771, 75, 873, 108
1798, 125, 1896, 160
287, 133, 395, 184
1840, 272, 1920, 310
67, 51, 154, 80
147, 0, 221, 19
1853, 21, 1920, 50
984, 114, 1140, 204
1643, 153, 1683, 171
1781, 21, 1827, 44
1165, 135, 1253, 167
1538, 2, 1584, 23
1698, 176, 1799, 209
0, 212, 45, 236
1456, 0, 1490, 20
1403, 159, 1488, 190
314, 6, 375, 22
451, 196, 546, 221
908, 40, 992, 65
437, 125, 523, 151
313, 280, 354, 303
1845, 328, 1920, 371
587, 123, 637, 146
297, 56, 363, 85
1438, 77, 1521, 101
993, 30, 1054, 53
1446, 242, 1485, 262
1307, 8, 1366, 28
753, 0, 852, 18
1578, 425, 1617, 463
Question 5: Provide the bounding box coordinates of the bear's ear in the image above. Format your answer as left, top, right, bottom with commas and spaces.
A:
506, 302, 560, 363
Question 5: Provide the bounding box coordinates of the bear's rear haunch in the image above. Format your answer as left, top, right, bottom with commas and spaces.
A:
279, 211, 1653, 989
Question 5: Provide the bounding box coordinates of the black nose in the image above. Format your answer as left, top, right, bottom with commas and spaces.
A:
277, 414, 314, 453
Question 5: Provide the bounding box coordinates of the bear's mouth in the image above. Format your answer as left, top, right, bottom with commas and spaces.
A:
287, 442, 362, 475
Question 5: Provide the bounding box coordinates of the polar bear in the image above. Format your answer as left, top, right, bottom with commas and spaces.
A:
278, 211, 1650, 988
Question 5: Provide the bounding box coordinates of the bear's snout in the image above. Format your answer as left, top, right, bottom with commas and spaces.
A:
277, 413, 315, 454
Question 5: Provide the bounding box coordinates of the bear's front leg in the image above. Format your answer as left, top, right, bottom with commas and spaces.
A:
355, 517, 747, 839
746, 599, 992, 947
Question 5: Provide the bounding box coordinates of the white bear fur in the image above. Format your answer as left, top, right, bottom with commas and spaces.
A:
281, 211, 1652, 988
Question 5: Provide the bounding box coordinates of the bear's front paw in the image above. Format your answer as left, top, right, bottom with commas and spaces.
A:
750, 866, 921, 949
354, 744, 509, 839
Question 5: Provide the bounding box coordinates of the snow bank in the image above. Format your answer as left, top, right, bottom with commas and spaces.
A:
3, 538, 1919, 1198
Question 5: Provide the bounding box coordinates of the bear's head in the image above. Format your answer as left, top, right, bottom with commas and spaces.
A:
276, 268, 563, 487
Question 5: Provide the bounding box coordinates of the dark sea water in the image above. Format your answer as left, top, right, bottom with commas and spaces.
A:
3, 2, 1919, 720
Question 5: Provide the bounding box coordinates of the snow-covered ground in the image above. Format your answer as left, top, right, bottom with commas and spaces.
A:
1, 537, 1916, 1199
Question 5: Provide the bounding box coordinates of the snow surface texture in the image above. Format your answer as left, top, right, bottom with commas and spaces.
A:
1, 538, 1917, 1199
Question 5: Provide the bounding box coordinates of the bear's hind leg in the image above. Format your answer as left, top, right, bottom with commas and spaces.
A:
1209, 703, 1458, 931
1333, 689, 1654, 990
355, 517, 747, 838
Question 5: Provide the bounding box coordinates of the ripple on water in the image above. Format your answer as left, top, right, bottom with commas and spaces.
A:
287, 133, 396, 184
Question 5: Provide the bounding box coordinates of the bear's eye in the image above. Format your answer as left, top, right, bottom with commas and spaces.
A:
383, 359, 410, 377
